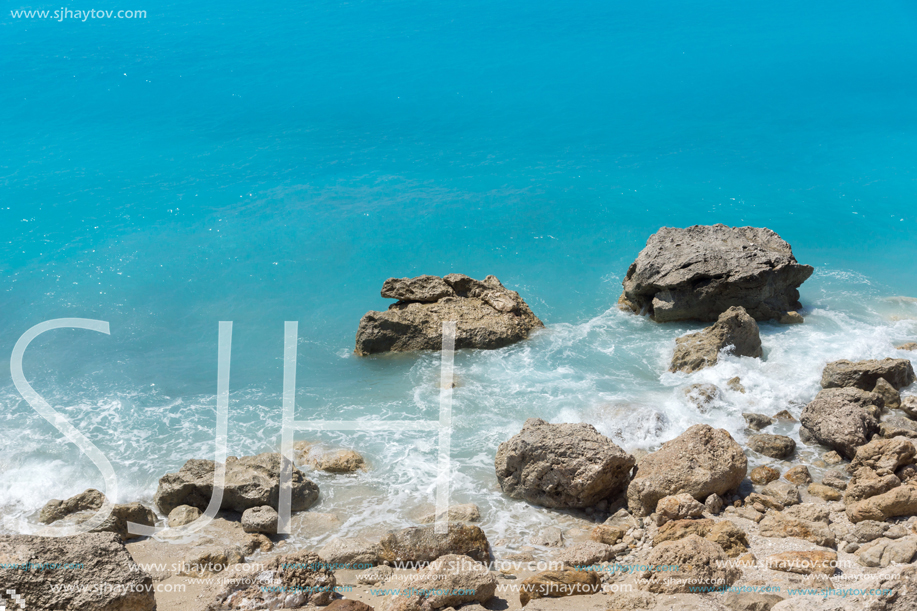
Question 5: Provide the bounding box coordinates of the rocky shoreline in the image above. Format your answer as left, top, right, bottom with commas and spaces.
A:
3, 224, 917, 611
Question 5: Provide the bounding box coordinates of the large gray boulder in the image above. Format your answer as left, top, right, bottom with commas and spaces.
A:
670, 306, 763, 373
154, 452, 319, 515
0, 532, 155, 611
619, 224, 813, 322
800, 388, 882, 459
821, 358, 916, 391
355, 274, 543, 355
495, 418, 635, 509
627, 424, 747, 516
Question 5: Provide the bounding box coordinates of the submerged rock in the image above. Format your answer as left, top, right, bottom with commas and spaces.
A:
670, 306, 763, 373
0, 532, 155, 611
495, 418, 635, 509
619, 224, 813, 322
153, 453, 320, 515
355, 274, 543, 355
627, 424, 747, 516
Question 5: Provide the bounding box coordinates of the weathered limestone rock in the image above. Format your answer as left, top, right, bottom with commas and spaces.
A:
627, 424, 747, 516
653, 519, 748, 557
380, 555, 496, 611
590, 524, 625, 545
799, 388, 882, 458
682, 383, 721, 412
821, 358, 916, 391
38, 488, 105, 524
209, 550, 336, 609
179, 546, 244, 577
318, 537, 382, 567
551, 542, 615, 567
846, 484, 917, 523
241, 505, 279, 535
654, 493, 706, 525
808, 483, 842, 501
765, 551, 837, 576
94, 503, 156, 540
728, 377, 747, 393
153, 453, 320, 515
517, 568, 601, 607
530, 526, 564, 547
168, 504, 202, 527
638, 535, 741, 593
783, 466, 811, 485
749, 434, 796, 459
355, 274, 543, 355
495, 418, 635, 509
758, 512, 835, 547
750, 466, 780, 485
619, 225, 813, 322
378, 523, 491, 563
856, 536, 917, 567
669, 306, 763, 373
874, 378, 902, 409
0, 532, 155, 611
418, 503, 481, 524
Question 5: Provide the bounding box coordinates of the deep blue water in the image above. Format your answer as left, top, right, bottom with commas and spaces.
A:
1, 0, 916, 542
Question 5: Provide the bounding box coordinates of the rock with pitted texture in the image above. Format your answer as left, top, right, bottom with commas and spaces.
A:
619, 225, 813, 323
750, 466, 780, 485
0, 532, 155, 611
38, 488, 106, 524
627, 424, 747, 516
208, 550, 336, 609
380, 554, 496, 611
517, 568, 601, 607
168, 504, 202, 527
800, 388, 882, 459
355, 274, 543, 355
638, 534, 741, 593
670, 306, 763, 373
821, 358, 916, 391
758, 512, 836, 548
154, 452, 319, 515
495, 418, 635, 509
766, 551, 837, 576
242, 505, 279, 535
378, 523, 491, 564
654, 493, 706, 525
748, 434, 796, 459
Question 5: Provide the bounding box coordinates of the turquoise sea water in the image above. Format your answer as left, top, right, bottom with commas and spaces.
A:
1, 1, 916, 544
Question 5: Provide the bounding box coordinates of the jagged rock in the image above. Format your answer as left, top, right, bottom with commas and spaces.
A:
823, 450, 843, 464
318, 537, 382, 567
856, 536, 917, 567
381, 275, 456, 303
783, 466, 812, 485
94, 503, 156, 540
495, 418, 635, 509
800, 388, 882, 458
898, 342, 917, 351
773, 410, 797, 422
766, 551, 837, 576
749, 434, 796, 459
38, 488, 105, 524
378, 523, 490, 563
619, 225, 813, 322
901, 396, 917, 419
638, 535, 741, 593
879, 416, 917, 439
208, 550, 336, 609
750, 466, 780, 485
168, 504, 202, 527
705, 493, 724, 515
728, 377, 747, 393
627, 424, 746, 516
355, 274, 543, 355
552, 542, 615, 567
761, 480, 801, 507
654, 493, 706, 525
242, 506, 279, 535
875, 378, 902, 409
590, 524, 625, 545
849, 438, 916, 475
847, 484, 917, 523
779, 311, 805, 324
654, 519, 749, 558
517, 568, 601, 607
153, 453, 320, 515
418, 503, 481, 524
0, 532, 155, 610
669, 307, 763, 373
821, 470, 847, 490
380, 554, 496, 611
744, 413, 775, 431
758, 512, 835, 547
821, 358, 916, 391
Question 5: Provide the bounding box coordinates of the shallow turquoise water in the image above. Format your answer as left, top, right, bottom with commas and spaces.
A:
1, 0, 916, 543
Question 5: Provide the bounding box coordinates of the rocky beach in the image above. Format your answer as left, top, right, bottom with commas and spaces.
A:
4, 225, 917, 611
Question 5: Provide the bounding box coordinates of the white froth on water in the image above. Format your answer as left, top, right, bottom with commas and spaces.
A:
1, 271, 915, 549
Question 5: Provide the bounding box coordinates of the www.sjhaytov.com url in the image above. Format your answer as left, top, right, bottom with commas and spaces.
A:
10, 8, 146, 21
